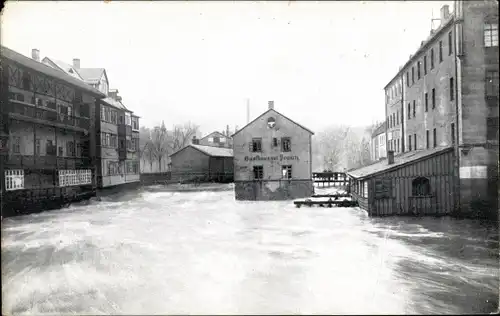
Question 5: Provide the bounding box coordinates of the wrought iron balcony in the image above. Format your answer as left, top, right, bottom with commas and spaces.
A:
7, 100, 90, 131
4, 154, 92, 170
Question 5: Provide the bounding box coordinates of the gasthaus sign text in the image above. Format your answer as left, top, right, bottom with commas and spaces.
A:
244, 155, 300, 161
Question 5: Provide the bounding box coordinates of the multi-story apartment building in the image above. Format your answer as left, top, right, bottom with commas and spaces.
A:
384, 73, 404, 154
383, 1, 499, 218
0, 46, 106, 216
42, 57, 141, 190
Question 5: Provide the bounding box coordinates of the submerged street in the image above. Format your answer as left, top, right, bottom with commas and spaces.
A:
2, 184, 499, 315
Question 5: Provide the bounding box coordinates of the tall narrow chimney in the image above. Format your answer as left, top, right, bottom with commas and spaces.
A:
440, 5, 450, 21
73, 58, 80, 69
387, 150, 395, 165
226, 125, 230, 137
31, 49, 40, 62
268, 100, 274, 110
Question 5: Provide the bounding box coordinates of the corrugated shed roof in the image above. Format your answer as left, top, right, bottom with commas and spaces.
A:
1, 46, 105, 97
347, 146, 453, 179
77, 68, 105, 84
170, 144, 233, 158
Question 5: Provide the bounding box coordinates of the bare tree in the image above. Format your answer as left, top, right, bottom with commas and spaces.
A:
151, 121, 169, 172
315, 125, 351, 172
168, 122, 199, 153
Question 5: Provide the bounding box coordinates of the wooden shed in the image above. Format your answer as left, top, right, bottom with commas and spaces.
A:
169, 144, 233, 182
347, 146, 457, 216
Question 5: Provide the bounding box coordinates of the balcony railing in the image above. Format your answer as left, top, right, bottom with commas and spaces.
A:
7, 100, 90, 130
5, 154, 92, 170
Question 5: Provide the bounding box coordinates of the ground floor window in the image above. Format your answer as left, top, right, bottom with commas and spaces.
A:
5, 169, 24, 191
282, 165, 292, 179
363, 181, 368, 198
253, 165, 263, 180
58, 169, 92, 187
412, 177, 431, 196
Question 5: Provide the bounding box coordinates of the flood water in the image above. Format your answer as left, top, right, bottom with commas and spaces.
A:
2, 184, 499, 315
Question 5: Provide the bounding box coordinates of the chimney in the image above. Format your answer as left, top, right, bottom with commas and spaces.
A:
387, 150, 395, 165
268, 100, 274, 110
73, 58, 80, 69
192, 136, 199, 145
31, 49, 40, 62
226, 125, 230, 137
440, 5, 450, 22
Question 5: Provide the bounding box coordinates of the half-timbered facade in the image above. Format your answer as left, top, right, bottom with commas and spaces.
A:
42, 57, 141, 190
0, 46, 106, 217
232, 101, 314, 201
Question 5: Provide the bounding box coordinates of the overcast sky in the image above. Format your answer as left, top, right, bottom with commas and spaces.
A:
2, 0, 452, 135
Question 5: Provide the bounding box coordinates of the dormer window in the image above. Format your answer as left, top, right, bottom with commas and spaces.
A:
69, 69, 74, 73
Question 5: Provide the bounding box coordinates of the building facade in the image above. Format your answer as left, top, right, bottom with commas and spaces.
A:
370, 122, 387, 161
43, 57, 141, 190
0, 46, 106, 216
232, 101, 314, 201
198, 129, 233, 148
382, 1, 498, 219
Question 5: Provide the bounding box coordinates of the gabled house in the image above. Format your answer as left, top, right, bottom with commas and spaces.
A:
197, 130, 233, 148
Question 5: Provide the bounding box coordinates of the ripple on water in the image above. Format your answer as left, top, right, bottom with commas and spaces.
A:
1, 185, 498, 315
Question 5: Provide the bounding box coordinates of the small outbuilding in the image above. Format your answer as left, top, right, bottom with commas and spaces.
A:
169, 144, 234, 182
347, 146, 457, 216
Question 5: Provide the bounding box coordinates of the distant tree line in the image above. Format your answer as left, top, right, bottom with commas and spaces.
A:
312, 123, 377, 172
139, 121, 199, 173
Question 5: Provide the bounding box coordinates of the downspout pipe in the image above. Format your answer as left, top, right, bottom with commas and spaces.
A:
453, 0, 461, 215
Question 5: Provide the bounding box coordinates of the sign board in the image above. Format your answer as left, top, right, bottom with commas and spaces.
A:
244, 154, 299, 162
374, 178, 392, 199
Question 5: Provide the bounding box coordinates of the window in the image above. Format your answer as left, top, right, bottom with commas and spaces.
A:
409, 135, 412, 151
487, 117, 499, 141
281, 137, 291, 152
111, 134, 118, 148
132, 117, 139, 130
407, 103, 411, 119
253, 165, 263, 180
484, 23, 498, 47
413, 100, 416, 118
12, 136, 20, 153
406, 72, 410, 87
439, 40, 443, 62
22, 72, 31, 90
396, 110, 399, 125
424, 55, 428, 75
66, 141, 75, 157
433, 128, 437, 148
35, 139, 40, 155
426, 130, 430, 149
417, 61, 421, 79
272, 137, 278, 147
101, 107, 106, 121
412, 67, 415, 84
282, 165, 292, 179
486, 71, 499, 96
424, 93, 429, 112
106, 134, 111, 147
125, 113, 132, 126
111, 111, 117, 124
363, 181, 368, 198
414, 133, 417, 149
451, 123, 455, 144
412, 177, 431, 196
432, 88, 436, 109
397, 138, 400, 152
5, 170, 24, 191
431, 48, 435, 69
131, 138, 137, 151
58, 146, 63, 156
449, 77, 455, 101
251, 138, 262, 152
46, 140, 56, 156
448, 31, 453, 55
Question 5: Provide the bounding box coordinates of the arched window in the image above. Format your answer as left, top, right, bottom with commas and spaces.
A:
412, 177, 431, 196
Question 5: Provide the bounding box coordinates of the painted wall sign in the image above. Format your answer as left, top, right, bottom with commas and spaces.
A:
244, 154, 300, 162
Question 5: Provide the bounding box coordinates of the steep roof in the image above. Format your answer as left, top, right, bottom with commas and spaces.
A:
42, 57, 83, 81
101, 96, 131, 112
77, 68, 106, 84
1, 46, 105, 97
170, 144, 233, 158
232, 108, 314, 137
371, 122, 386, 138
347, 146, 453, 180
201, 131, 230, 140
